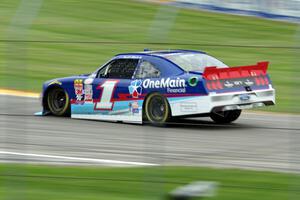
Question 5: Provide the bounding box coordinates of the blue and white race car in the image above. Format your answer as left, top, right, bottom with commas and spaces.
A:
39, 50, 275, 124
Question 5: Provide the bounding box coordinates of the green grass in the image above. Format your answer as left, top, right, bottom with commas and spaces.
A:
0, 164, 299, 200
0, 0, 299, 112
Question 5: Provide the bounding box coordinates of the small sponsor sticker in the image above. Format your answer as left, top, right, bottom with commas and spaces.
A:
74, 79, 84, 101
180, 102, 197, 112
188, 77, 198, 87
239, 94, 251, 101
224, 81, 234, 88
84, 84, 93, 101
84, 78, 94, 85
129, 101, 140, 114
244, 79, 254, 86
167, 88, 186, 93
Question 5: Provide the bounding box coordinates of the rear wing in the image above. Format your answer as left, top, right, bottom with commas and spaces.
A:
203, 62, 270, 91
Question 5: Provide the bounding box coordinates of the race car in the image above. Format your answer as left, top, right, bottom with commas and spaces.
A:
38, 50, 275, 124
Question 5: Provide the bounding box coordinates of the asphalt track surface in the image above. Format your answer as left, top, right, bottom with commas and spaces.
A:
0, 95, 300, 172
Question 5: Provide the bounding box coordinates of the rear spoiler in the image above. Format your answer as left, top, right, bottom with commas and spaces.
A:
203, 62, 269, 80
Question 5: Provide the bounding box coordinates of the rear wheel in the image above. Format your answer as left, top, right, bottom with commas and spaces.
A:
47, 87, 70, 116
210, 110, 241, 124
144, 93, 170, 124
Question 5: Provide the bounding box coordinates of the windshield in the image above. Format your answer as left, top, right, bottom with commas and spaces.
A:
163, 53, 228, 72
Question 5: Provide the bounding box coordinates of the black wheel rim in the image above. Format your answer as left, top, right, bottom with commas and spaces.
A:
148, 96, 166, 121
49, 88, 67, 114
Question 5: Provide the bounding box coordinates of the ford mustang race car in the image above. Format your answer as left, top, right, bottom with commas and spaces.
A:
38, 50, 275, 124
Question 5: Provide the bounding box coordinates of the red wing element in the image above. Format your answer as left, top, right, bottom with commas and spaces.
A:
203, 62, 268, 80
203, 62, 270, 91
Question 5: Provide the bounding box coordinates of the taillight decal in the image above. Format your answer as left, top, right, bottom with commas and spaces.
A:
205, 75, 270, 91
206, 82, 212, 90
255, 77, 261, 85
260, 77, 265, 85
264, 77, 269, 85
211, 82, 217, 90
216, 81, 223, 89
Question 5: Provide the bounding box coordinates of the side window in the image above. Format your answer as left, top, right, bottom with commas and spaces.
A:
97, 59, 139, 79
135, 61, 161, 79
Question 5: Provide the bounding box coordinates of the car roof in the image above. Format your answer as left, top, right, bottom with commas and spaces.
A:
115, 49, 206, 57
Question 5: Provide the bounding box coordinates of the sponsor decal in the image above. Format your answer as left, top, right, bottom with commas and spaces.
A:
223, 78, 255, 88
74, 79, 84, 101
129, 78, 187, 95
129, 101, 139, 114
224, 81, 234, 88
84, 78, 94, 85
84, 84, 93, 101
188, 77, 198, 87
119, 55, 142, 59
240, 94, 251, 101
167, 88, 186, 93
180, 102, 197, 112
128, 80, 142, 98
48, 80, 62, 86
244, 79, 254, 86
142, 78, 186, 89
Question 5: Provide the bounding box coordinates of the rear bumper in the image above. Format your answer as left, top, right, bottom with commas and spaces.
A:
169, 86, 275, 116
210, 88, 275, 112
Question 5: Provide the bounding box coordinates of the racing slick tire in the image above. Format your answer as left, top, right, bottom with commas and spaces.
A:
47, 87, 70, 116
144, 93, 171, 124
210, 110, 241, 124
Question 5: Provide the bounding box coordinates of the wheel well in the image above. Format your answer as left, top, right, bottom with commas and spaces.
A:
43, 85, 63, 111
142, 92, 172, 118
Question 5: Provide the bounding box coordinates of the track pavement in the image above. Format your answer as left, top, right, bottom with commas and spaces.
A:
0, 94, 299, 172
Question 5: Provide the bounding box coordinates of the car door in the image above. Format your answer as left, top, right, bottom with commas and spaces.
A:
92, 58, 140, 112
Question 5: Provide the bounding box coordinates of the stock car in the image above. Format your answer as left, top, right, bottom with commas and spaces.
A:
37, 50, 275, 124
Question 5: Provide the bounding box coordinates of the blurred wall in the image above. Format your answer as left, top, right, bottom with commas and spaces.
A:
145, 0, 300, 22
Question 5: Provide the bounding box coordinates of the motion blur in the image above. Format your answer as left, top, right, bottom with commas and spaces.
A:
0, 0, 299, 200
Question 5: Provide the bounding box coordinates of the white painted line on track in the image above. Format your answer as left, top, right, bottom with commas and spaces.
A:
0, 150, 158, 166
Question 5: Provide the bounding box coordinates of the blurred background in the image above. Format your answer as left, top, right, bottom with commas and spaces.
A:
0, 0, 300, 199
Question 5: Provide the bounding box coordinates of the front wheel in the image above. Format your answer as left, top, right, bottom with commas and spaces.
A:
144, 93, 170, 124
47, 87, 70, 116
210, 110, 241, 124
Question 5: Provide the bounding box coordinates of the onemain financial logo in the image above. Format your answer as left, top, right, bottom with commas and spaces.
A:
142, 78, 186, 89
